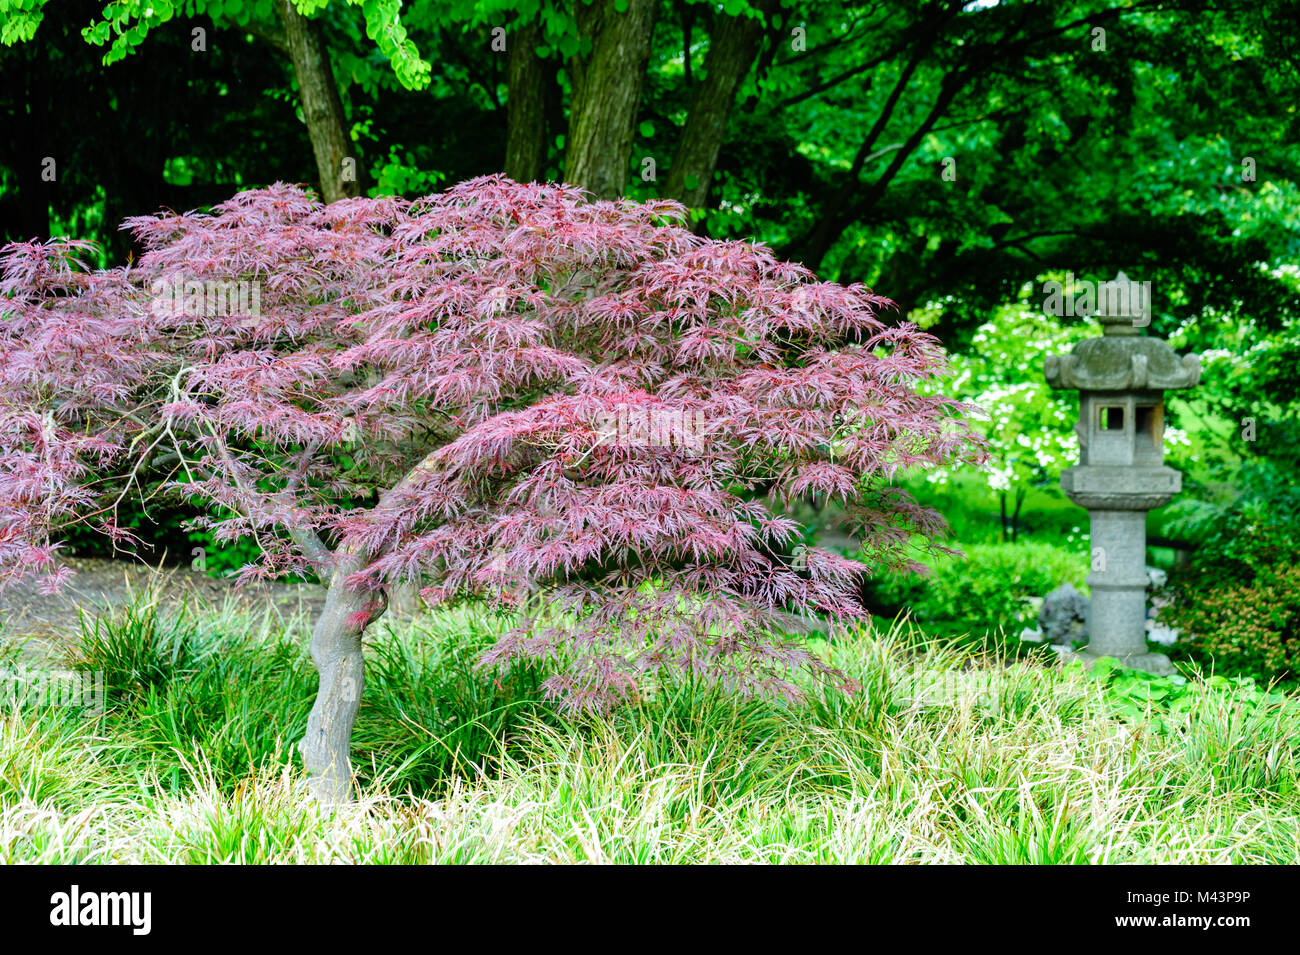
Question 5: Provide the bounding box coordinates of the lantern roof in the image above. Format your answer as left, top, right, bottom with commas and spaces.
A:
1046, 336, 1201, 391
1045, 272, 1200, 392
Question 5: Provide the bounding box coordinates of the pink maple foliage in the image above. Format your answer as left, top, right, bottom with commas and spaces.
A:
0, 176, 983, 793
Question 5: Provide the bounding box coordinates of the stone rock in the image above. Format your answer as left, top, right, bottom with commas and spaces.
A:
1147, 624, 1179, 647
1039, 582, 1089, 646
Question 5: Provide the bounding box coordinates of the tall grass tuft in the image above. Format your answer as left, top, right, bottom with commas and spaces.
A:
1, 591, 1296, 864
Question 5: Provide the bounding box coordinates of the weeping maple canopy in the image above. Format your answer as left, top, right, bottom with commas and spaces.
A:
0, 176, 982, 706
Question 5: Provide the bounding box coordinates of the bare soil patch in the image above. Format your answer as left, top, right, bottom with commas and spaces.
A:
0, 556, 324, 662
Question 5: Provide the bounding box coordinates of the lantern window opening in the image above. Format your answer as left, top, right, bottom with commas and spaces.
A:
1098, 405, 1125, 431
1134, 404, 1162, 447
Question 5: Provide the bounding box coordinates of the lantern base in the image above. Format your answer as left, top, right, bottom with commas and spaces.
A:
1067, 647, 1174, 676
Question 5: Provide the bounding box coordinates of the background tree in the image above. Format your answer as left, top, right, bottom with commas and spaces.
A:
662, 0, 778, 211
0, 0, 431, 207
0, 0, 307, 260
504, 12, 549, 183
563, 0, 658, 198
273, 0, 362, 202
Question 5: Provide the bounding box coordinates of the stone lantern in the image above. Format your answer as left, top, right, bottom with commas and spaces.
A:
1044, 273, 1200, 674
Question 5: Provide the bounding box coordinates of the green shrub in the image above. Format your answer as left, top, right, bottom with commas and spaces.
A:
1162, 563, 1300, 685
62, 596, 314, 789
58, 594, 557, 797
352, 608, 551, 793
1164, 482, 1300, 587
5, 604, 1300, 863
1160, 454, 1300, 683
869, 541, 1089, 638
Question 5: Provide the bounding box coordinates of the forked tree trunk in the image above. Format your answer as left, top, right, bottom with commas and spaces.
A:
299, 571, 384, 802
664, 0, 776, 211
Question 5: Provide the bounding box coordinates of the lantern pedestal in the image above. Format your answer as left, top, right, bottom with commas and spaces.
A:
1072, 647, 1173, 675
1044, 274, 1200, 676
1059, 469, 1176, 675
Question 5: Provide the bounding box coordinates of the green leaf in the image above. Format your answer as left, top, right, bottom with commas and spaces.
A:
638, 120, 654, 138
1090, 657, 1117, 680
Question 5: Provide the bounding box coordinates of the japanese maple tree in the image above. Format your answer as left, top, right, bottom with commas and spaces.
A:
0, 176, 982, 800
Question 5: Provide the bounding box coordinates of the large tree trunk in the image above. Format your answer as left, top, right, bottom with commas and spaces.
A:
664, 0, 776, 211
505, 19, 548, 183
565, 0, 657, 199
276, 0, 360, 203
299, 563, 385, 802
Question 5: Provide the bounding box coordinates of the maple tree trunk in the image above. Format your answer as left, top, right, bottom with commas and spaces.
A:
565, 0, 657, 199
299, 572, 382, 802
664, 0, 776, 210
276, 0, 359, 203
297, 456, 433, 802
505, 18, 547, 183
